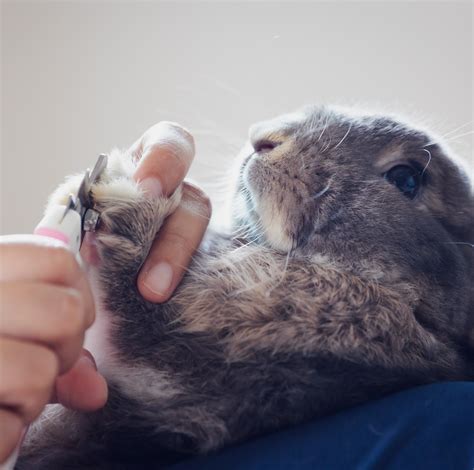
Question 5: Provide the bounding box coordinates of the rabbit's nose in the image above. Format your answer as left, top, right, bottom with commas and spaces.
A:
249, 123, 286, 156
252, 138, 281, 154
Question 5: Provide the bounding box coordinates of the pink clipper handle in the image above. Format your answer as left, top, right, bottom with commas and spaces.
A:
34, 205, 82, 254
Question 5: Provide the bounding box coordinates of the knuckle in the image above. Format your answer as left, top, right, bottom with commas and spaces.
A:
187, 183, 211, 204
48, 246, 79, 280
148, 121, 194, 159
0, 411, 23, 462
59, 289, 85, 337
183, 184, 212, 219
21, 393, 47, 422
161, 231, 194, 256
0, 341, 58, 423
158, 120, 182, 132
160, 121, 194, 143
198, 192, 212, 218
153, 143, 187, 169
22, 350, 58, 418
34, 347, 59, 383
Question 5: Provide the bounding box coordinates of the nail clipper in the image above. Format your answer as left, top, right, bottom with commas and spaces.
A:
34, 153, 108, 253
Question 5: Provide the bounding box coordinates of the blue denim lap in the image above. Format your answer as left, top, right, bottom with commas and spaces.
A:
170, 382, 474, 470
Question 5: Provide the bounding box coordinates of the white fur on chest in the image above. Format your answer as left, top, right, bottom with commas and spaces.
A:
83, 269, 116, 370
84, 269, 181, 404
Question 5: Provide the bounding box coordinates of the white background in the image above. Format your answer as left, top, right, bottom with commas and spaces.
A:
1, 1, 472, 234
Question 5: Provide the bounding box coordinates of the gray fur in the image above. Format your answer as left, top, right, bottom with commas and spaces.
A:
17, 106, 474, 469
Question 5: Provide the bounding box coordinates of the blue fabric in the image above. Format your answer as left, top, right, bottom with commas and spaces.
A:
170, 382, 474, 470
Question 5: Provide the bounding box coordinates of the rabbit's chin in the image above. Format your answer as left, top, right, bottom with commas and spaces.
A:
254, 205, 294, 252
240, 168, 293, 252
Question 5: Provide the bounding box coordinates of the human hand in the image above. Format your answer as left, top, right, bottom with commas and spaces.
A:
0, 237, 108, 463
128, 121, 212, 302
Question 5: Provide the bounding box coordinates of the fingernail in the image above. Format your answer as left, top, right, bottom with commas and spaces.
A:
143, 262, 173, 296
139, 177, 163, 198
79, 352, 97, 370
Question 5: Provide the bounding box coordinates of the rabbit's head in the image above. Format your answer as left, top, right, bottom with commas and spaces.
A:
233, 106, 474, 347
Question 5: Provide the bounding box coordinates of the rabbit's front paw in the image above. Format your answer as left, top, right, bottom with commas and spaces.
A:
47, 149, 181, 274
47, 148, 137, 208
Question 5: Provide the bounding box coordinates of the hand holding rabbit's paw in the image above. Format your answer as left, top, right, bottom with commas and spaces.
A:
50, 121, 211, 303
130, 122, 212, 302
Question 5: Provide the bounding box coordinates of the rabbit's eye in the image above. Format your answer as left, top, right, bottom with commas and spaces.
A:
384, 165, 421, 199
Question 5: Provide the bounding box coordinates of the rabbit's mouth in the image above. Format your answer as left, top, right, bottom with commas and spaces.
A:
240, 154, 301, 252
240, 153, 338, 253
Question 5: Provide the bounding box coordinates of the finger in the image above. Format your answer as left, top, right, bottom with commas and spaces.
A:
0, 237, 95, 327
0, 337, 59, 423
54, 350, 108, 411
0, 282, 86, 373
0, 408, 23, 464
79, 232, 100, 267
131, 121, 195, 197
137, 183, 211, 302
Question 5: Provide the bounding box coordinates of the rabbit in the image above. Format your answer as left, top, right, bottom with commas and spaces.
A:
17, 105, 474, 469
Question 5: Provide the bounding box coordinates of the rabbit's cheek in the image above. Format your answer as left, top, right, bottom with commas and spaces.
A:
242, 152, 267, 198
242, 155, 295, 251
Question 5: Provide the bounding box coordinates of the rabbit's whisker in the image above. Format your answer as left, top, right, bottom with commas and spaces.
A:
424, 129, 473, 147
442, 242, 474, 249
441, 129, 474, 144
333, 122, 352, 150
321, 138, 333, 153
421, 148, 432, 177
438, 120, 473, 140
317, 115, 330, 143
311, 182, 332, 200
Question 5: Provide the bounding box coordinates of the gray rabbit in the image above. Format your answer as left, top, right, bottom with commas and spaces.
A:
17, 105, 474, 469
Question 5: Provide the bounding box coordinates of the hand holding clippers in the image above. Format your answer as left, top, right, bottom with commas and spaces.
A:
0, 154, 108, 470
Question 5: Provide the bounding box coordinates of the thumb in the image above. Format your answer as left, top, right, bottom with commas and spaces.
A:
54, 349, 108, 411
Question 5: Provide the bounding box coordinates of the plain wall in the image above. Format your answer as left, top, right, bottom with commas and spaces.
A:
1, 1, 472, 234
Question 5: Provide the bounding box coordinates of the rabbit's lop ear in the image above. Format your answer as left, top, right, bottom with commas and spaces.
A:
419, 143, 474, 349
447, 157, 474, 350
423, 144, 474, 244
446, 161, 474, 351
